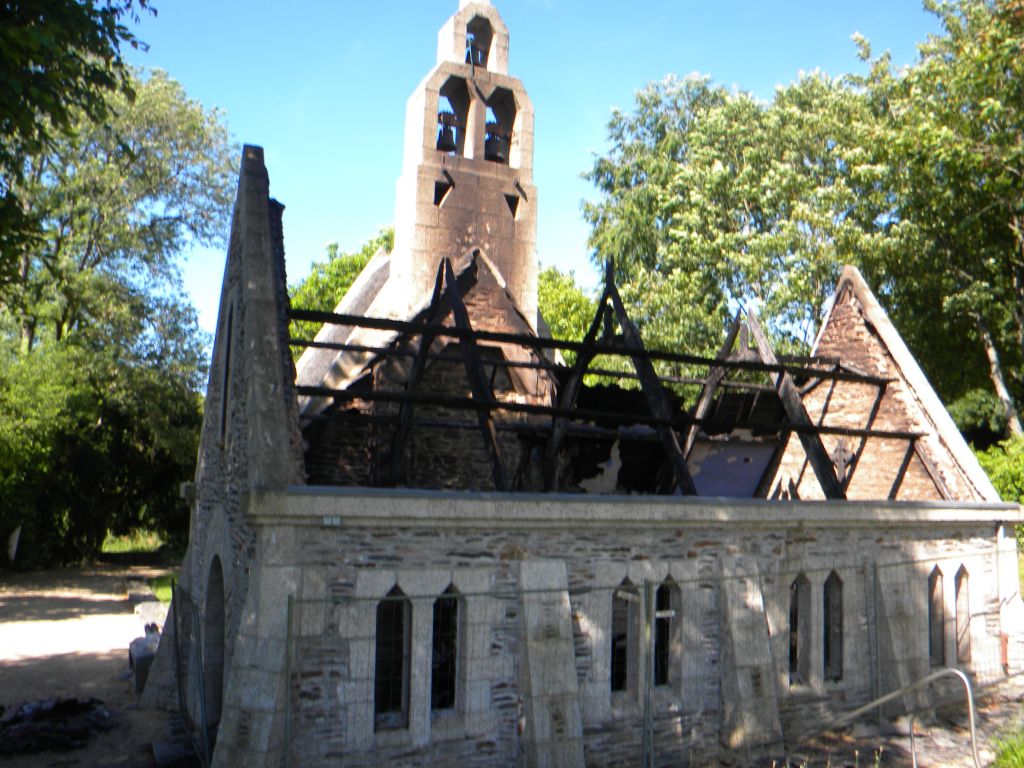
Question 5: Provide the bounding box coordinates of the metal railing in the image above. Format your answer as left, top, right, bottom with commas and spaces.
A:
832, 667, 981, 768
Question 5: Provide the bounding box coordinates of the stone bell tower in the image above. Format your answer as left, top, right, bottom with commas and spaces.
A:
391, 0, 538, 327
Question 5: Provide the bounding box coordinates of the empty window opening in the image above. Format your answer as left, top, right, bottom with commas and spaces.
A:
484, 89, 516, 165
789, 573, 811, 685
653, 583, 674, 687
220, 306, 234, 444
465, 16, 493, 68
437, 78, 470, 156
431, 585, 459, 711
375, 586, 411, 730
504, 193, 519, 218
434, 181, 453, 207
610, 581, 637, 693
823, 571, 843, 682
929, 567, 945, 667
955, 566, 971, 663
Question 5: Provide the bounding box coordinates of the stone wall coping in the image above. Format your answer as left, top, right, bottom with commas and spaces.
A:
244, 486, 1024, 530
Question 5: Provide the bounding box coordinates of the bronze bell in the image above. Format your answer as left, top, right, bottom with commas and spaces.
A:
466, 44, 485, 67
437, 125, 457, 153
485, 133, 507, 163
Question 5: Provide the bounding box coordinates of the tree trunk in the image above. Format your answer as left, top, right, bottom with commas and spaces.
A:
1013, 227, 1024, 360
19, 318, 35, 354
17, 251, 34, 353
975, 313, 1024, 437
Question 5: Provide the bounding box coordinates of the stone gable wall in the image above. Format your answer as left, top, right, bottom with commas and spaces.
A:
771, 289, 977, 502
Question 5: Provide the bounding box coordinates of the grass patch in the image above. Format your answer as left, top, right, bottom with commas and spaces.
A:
101, 529, 163, 554
995, 728, 1024, 767
148, 573, 176, 604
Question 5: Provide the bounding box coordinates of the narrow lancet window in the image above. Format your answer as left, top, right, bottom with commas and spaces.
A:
610, 580, 636, 693
823, 571, 843, 682
789, 573, 811, 684
653, 583, 673, 687
375, 586, 411, 730
955, 566, 971, 663
928, 566, 945, 667
431, 585, 459, 710
465, 16, 493, 68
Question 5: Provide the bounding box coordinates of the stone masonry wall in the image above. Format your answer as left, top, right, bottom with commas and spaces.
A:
146, 148, 307, 763
258, 497, 1010, 767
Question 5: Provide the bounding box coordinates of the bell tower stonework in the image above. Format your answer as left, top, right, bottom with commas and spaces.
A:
391, 0, 538, 327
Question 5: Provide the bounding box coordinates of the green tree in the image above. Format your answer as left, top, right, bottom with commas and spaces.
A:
856, 0, 1024, 435
0, 68, 232, 567
584, 74, 885, 358
583, 1, 1024, 441
288, 228, 394, 354
1, 0, 155, 277
976, 437, 1024, 504
537, 266, 595, 366
975, 436, 1024, 551
4, 68, 234, 352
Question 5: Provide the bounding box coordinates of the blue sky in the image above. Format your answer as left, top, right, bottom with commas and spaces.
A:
125, 1, 940, 333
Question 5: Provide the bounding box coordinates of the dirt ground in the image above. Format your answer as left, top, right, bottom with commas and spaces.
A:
0, 565, 175, 768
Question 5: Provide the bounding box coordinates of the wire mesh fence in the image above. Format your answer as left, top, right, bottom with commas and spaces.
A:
171, 582, 211, 768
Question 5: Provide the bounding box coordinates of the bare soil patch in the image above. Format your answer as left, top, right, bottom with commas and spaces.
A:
0, 565, 175, 767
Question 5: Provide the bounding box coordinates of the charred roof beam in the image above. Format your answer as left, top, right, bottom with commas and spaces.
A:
390, 261, 446, 486
288, 309, 893, 387
542, 279, 611, 490
604, 260, 697, 496
443, 259, 508, 491
683, 314, 741, 458
746, 310, 846, 500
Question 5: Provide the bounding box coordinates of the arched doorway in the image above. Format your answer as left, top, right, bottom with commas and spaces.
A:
204, 557, 226, 753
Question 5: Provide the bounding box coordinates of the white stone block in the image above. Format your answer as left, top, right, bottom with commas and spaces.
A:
354, 569, 396, 599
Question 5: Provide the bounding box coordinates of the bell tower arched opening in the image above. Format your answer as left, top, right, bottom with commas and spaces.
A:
437, 77, 470, 157
466, 16, 493, 69
484, 87, 516, 165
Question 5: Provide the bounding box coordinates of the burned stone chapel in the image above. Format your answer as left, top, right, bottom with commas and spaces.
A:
142, 2, 1024, 766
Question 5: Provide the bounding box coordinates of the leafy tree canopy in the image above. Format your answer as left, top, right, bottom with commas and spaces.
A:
537, 266, 595, 366
583, 0, 1024, 438
0, 67, 234, 567
854, 0, 1024, 435
976, 437, 1024, 503
0, 0, 155, 278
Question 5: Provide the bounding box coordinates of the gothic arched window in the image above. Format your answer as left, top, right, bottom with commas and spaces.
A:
928, 567, 945, 668
431, 584, 460, 710
375, 586, 411, 730
823, 571, 843, 682
955, 566, 971, 663
789, 573, 811, 684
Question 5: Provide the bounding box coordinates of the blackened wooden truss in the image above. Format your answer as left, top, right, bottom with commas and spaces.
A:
290, 259, 914, 499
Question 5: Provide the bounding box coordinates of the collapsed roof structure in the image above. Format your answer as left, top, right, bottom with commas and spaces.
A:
290, 254, 998, 504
